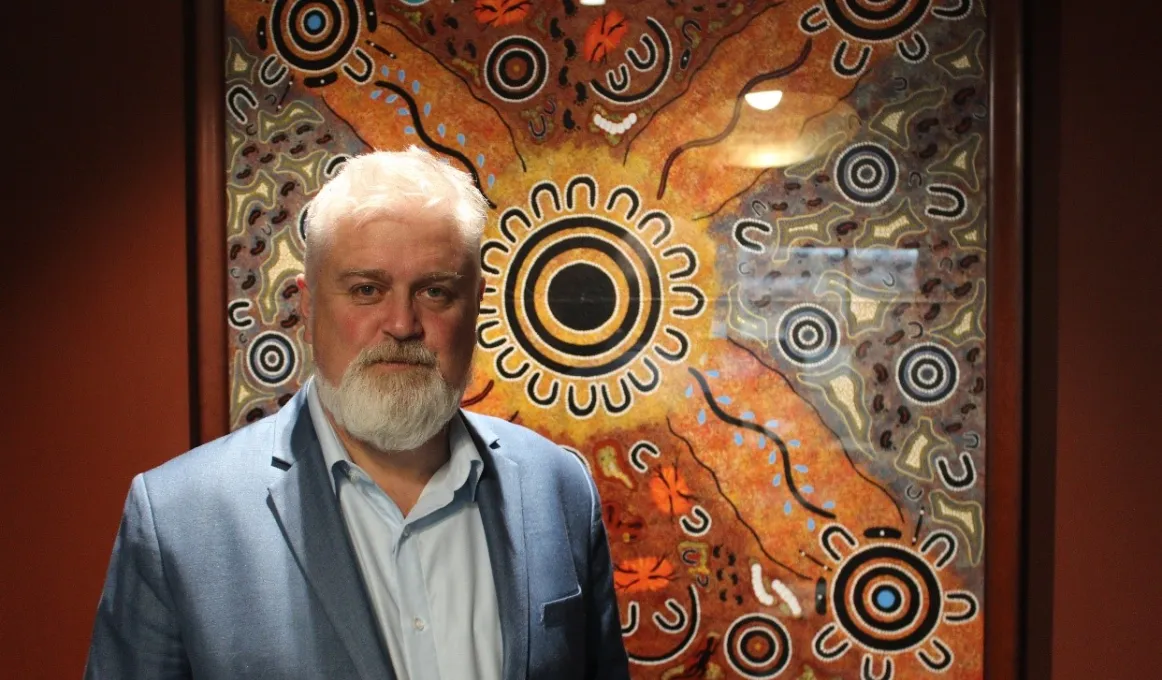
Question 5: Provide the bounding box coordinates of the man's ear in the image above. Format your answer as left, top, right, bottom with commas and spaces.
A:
296, 273, 312, 341
477, 276, 486, 304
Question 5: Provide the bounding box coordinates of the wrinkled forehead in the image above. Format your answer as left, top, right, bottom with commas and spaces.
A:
327, 214, 480, 272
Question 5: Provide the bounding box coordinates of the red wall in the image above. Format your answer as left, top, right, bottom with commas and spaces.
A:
2, 1, 1161, 678
1050, 0, 1162, 676
0, 2, 190, 677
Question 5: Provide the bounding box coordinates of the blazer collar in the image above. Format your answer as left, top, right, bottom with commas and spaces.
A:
462, 411, 530, 680
266, 391, 395, 680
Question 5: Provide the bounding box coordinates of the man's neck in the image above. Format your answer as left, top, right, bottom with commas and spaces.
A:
329, 417, 451, 517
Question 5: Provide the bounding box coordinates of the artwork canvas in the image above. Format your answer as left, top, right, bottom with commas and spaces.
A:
222, 0, 989, 677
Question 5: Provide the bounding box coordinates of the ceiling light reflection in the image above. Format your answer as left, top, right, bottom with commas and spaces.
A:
744, 89, 784, 111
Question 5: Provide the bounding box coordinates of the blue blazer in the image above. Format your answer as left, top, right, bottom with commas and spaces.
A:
85, 391, 630, 679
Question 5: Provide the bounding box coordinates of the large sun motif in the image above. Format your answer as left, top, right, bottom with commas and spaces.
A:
476, 177, 709, 425
811, 524, 980, 679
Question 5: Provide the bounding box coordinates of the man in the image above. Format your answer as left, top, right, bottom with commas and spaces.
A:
86, 147, 631, 679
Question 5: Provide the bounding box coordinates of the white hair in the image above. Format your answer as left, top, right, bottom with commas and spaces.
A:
303, 146, 489, 281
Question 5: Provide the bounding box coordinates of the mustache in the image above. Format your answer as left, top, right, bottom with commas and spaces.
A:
354, 340, 437, 368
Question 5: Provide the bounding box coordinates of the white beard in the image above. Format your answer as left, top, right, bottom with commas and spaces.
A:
314, 341, 467, 453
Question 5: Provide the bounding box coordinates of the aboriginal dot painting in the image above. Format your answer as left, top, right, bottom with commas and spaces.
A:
225, 1, 989, 677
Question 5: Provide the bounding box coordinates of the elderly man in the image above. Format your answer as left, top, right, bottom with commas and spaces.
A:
86, 147, 631, 680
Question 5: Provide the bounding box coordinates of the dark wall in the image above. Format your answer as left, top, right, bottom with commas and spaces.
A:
2, 1, 1161, 677
1048, 0, 1162, 677
0, 2, 190, 677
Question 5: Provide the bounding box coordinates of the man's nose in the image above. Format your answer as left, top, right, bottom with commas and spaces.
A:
379, 291, 423, 340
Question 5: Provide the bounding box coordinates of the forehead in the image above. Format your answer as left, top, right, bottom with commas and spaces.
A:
325, 215, 475, 273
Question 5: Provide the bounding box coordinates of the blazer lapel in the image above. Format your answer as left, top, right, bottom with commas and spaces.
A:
465, 413, 530, 680
266, 393, 394, 680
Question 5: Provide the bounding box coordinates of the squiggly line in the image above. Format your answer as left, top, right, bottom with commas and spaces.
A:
382, 23, 527, 172
688, 367, 834, 519
691, 75, 863, 222
667, 417, 811, 581
727, 337, 905, 524
693, 169, 772, 221
460, 379, 495, 407
657, 40, 812, 199
623, 2, 786, 164
374, 80, 496, 209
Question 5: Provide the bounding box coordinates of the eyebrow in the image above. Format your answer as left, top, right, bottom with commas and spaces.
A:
338, 269, 464, 284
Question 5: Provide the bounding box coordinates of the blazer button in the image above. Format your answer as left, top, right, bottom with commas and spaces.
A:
413, 617, 426, 631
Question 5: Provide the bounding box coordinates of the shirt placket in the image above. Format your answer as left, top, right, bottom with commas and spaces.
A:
393, 526, 440, 680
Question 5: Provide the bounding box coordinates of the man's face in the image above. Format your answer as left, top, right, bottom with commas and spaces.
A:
300, 214, 481, 445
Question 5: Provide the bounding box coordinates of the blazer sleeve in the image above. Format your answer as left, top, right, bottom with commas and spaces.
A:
85, 473, 191, 679
582, 472, 631, 680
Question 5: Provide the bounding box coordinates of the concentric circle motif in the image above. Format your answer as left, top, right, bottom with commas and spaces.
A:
831, 544, 942, 653
822, 0, 933, 42
484, 35, 549, 103
896, 342, 959, 405
835, 142, 898, 206
777, 304, 840, 367
270, 0, 360, 74
478, 178, 707, 418
248, 331, 298, 386
724, 613, 792, 678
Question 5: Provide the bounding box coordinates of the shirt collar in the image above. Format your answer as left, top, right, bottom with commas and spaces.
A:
304, 376, 483, 502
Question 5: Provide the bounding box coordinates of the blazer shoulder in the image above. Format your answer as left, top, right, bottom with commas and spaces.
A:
466, 411, 595, 501
138, 411, 283, 504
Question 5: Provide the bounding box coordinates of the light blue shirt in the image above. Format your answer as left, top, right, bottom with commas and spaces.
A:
307, 379, 503, 680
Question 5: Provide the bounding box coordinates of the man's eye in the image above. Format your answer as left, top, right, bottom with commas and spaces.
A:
423, 287, 448, 299
353, 284, 379, 297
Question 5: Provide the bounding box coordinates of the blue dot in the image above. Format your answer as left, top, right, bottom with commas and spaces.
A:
370, 90, 382, 100
789, 439, 801, 448
685, 385, 694, 398
741, 411, 755, 421
874, 587, 899, 611
397, 108, 409, 116
758, 436, 767, 450
733, 433, 743, 445
823, 500, 837, 510
403, 126, 415, 135
794, 464, 809, 473
477, 153, 485, 167
768, 453, 777, 465
456, 133, 466, 146
716, 395, 732, 405
765, 419, 780, 430
707, 370, 720, 378
802, 485, 814, 494
412, 80, 421, 94
304, 10, 325, 34
487, 174, 495, 188
398, 69, 406, 82
423, 102, 431, 116
386, 94, 398, 103
381, 66, 391, 77
697, 409, 706, 425
783, 500, 792, 515
807, 518, 816, 531
437, 123, 446, 137
772, 474, 781, 486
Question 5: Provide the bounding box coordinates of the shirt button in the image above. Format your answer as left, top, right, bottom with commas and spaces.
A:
413, 617, 426, 631
401, 527, 411, 538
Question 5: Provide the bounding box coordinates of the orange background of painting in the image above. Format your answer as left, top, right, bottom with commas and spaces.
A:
0, 0, 1159, 678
